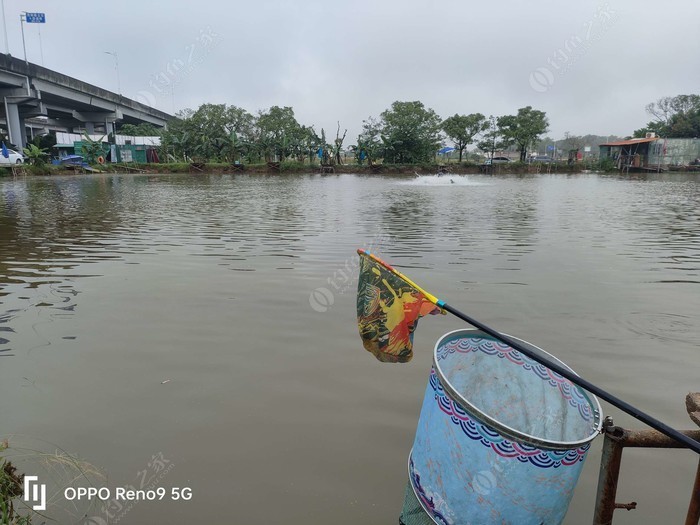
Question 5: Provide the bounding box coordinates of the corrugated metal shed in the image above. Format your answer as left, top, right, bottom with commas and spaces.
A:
54, 132, 161, 147
599, 137, 658, 147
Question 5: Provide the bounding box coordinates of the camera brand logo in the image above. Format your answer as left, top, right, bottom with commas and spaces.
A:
23, 475, 46, 511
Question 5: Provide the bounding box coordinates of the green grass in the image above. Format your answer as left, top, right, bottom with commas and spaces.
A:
0, 439, 105, 525
280, 160, 316, 172
598, 158, 617, 172
0, 159, 603, 177
0, 440, 29, 525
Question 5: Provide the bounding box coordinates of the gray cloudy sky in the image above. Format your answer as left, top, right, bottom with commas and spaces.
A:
5, 0, 699, 142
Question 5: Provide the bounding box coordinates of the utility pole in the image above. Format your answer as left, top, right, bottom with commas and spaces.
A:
20, 13, 27, 63
1, 0, 8, 54
19, 12, 46, 64
38, 23, 43, 65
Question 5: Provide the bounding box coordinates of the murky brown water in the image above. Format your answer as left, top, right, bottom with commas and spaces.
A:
0, 172, 698, 524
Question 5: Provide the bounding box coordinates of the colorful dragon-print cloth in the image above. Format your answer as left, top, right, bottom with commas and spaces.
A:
357, 250, 440, 363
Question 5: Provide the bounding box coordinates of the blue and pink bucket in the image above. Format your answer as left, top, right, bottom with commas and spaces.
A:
408, 329, 602, 524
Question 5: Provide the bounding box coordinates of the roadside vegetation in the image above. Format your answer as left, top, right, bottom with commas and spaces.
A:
153, 93, 698, 171
158, 101, 554, 169
1, 93, 696, 176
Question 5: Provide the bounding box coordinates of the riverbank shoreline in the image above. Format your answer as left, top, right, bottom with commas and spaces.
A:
2, 161, 604, 177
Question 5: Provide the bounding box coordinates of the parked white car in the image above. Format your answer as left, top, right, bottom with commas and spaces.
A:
0, 148, 24, 164
482, 156, 511, 166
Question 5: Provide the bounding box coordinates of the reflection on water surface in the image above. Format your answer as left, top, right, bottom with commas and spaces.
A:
0, 172, 698, 524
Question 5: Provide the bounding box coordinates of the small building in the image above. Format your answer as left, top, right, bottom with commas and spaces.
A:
648, 138, 700, 168
54, 131, 161, 163
598, 136, 658, 170
599, 136, 700, 171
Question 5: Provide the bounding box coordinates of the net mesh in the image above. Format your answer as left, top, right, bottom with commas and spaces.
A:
399, 481, 434, 525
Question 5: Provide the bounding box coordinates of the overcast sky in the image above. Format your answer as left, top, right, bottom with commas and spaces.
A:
4, 0, 699, 143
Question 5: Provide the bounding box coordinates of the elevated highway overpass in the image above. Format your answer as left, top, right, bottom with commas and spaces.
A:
0, 53, 173, 149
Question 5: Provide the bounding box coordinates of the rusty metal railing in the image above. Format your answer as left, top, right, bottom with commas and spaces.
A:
592, 393, 700, 525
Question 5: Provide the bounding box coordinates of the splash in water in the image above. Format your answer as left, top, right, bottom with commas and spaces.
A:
401, 174, 489, 186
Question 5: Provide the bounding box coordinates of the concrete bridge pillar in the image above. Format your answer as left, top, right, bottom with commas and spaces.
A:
72, 111, 120, 138
3, 99, 26, 149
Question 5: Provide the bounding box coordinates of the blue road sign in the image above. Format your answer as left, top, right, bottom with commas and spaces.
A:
546, 145, 555, 151
25, 13, 46, 23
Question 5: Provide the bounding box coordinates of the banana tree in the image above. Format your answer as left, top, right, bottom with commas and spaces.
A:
22, 143, 49, 166
80, 133, 107, 164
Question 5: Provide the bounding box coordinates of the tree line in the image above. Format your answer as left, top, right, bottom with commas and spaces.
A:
123, 93, 699, 165
153, 101, 549, 165
633, 94, 700, 139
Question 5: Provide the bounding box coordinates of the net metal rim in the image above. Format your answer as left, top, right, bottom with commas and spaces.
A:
433, 328, 603, 451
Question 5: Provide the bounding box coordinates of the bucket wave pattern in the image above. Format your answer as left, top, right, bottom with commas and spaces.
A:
430, 369, 590, 468
437, 337, 596, 423
409, 329, 603, 525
